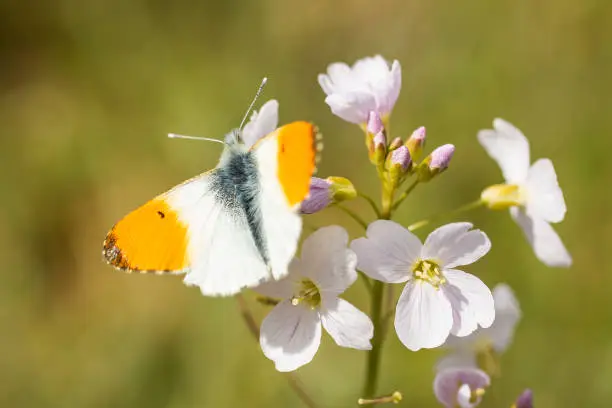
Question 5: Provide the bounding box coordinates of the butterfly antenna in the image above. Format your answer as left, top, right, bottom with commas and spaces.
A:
238, 77, 268, 131
167, 133, 225, 144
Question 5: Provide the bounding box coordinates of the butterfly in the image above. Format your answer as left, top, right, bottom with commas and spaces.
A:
103, 81, 321, 296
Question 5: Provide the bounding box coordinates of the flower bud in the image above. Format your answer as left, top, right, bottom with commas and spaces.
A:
512, 389, 533, 408
417, 144, 455, 182
369, 131, 387, 166
300, 176, 356, 214
367, 111, 384, 135
386, 145, 412, 187
405, 126, 426, 161
327, 176, 357, 202
388, 137, 403, 152
481, 184, 525, 210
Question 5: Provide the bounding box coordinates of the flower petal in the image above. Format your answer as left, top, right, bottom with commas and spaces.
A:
434, 368, 490, 408
321, 298, 373, 350
255, 258, 300, 299
477, 118, 530, 183
489, 283, 521, 351
511, 207, 572, 267
300, 225, 357, 295
445, 269, 495, 336
241, 99, 279, 148
436, 350, 478, 371
525, 158, 566, 223
422, 223, 491, 268
351, 220, 421, 283
395, 281, 453, 351
325, 92, 376, 124
260, 300, 322, 372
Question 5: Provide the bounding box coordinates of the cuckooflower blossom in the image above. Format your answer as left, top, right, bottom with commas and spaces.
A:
318, 55, 401, 125
438, 283, 521, 373
257, 226, 373, 372
478, 118, 571, 267
434, 367, 490, 408
351, 221, 494, 351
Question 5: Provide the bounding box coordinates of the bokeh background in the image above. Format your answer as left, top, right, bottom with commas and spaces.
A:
1, 0, 611, 406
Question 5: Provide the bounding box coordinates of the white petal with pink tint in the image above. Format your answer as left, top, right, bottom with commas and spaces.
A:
525, 158, 566, 223
395, 281, 454, 351
260, 301, 322, 372
478, 118, 530, 183
511, 207, 572, 267
242, 99, 279, 148
321, 298, 373, 350
351, 220, 420, 283
422, 223, 491, 268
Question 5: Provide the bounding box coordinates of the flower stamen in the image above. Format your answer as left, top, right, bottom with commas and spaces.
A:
291, 279, 322, 309
412, 259, 446, 288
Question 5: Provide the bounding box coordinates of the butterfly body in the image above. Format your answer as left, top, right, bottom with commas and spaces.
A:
103, 121, 319, 296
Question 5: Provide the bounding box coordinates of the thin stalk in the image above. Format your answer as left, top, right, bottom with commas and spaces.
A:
361, 181, 394, 399
358, 191, 382, 218
337, 204, 369, 230
408, 199, 484, 231
236, 294, 319, 408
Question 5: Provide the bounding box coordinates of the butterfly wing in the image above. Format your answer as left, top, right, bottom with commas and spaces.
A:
251, 121, 320, 279
103, 121, 319, 296
104, 170, 272, 296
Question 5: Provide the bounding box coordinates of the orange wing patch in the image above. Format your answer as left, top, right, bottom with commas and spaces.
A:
275, 121, 319, 207
103, 198, 189, 273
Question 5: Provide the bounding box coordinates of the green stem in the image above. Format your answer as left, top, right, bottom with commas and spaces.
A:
358, 191, 382, 218
361, 181, 394, 399
337, 204, 369, 230
363, 280, 385, 398
236, 294, 319, 408
391, 179, 419, 211
408, 199, 484, 231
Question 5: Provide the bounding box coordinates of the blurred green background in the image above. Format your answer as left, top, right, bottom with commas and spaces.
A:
1, 0, 610, 406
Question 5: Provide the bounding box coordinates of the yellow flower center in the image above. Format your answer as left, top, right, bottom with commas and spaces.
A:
480, 184, 526, 210
291, 279, 321, 309
412, 259, 446, 288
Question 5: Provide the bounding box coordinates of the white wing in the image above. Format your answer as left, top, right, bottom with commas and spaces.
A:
165, 171, 272, 296
252, 134, 303, 281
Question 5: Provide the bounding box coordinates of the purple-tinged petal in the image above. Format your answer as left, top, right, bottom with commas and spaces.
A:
350, 220, 421, 283
395, 281, 454, 351
430, 144, 455, 170
434, 368, 490, 408
514, 389, 533, 408
321, 297, 373, 350
300, 177, 332, 214
260, 301, 322, 372
367, 111, 384, 134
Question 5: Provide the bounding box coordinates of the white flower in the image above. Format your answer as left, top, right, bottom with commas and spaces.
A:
231, 99, 278, 148
257, 226, 373, 372
351, 221, 494, 351
434, 367, 490, 408
318, 55, 401, 124
478, 118, 571, 267
438, 283, 521, 371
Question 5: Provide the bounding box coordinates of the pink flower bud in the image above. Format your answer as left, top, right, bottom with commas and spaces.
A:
429, 144, 455, 170
406, 126, 426, 161
515, 389, 533, 408
300, 177, 331, 214
391, 145, 412, 171
367, 111, 384, 134
373, 131, 386, 149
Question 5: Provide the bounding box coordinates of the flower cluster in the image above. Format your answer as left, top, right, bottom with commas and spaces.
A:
195, 55, 567, 406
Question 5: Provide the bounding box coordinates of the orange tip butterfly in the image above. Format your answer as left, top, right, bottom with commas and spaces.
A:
103, 78, 321, 296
